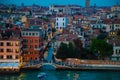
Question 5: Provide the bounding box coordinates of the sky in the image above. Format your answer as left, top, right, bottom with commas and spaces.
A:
0, 0, 119, 7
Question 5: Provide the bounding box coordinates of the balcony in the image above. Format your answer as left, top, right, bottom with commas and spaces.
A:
21, 47, 28, 50
34, 46, 44, 51
34, 48, 41, 50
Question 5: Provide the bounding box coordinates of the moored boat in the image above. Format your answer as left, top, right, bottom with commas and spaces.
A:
37, 72, 47, 79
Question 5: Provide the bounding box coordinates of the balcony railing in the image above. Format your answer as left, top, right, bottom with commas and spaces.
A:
22, 47, 28, 50
34, 48, 41, 50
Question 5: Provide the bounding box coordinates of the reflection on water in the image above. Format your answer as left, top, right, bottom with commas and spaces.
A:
67, 71, 80, 80
0, 70, 120, 80
18, 73, 26, 80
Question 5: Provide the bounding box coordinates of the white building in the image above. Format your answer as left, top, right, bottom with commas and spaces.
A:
108, 39, 120, 61
49, 4, 81, 15
55, 16, 68, 30
112, 44, 120, 61
49, 5, 69, 14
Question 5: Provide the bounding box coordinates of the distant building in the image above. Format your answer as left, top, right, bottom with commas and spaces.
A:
86, 0, 90, 8
108, 39, 120, 61
21, 29, 45, 62
112, 19, 120, 30
111, 5, 120, 12
109, 30, 118, 37
49, 4, 81, 15
55, 16, 68, 30
49, 5, 70, 14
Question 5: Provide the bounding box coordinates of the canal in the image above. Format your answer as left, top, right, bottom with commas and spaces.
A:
0, 70, 120, 80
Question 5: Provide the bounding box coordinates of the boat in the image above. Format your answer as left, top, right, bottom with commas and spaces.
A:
37, 72, 47, 79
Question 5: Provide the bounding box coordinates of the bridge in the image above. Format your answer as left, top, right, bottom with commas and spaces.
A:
39, 62, 71, 70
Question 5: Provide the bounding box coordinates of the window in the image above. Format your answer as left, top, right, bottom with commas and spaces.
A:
7, 55, 12, 59
29, 33, 31, 36
15, 49, 19, 53
35, 45, 38, 48
30, 52, 33, 54
7, 49, 13, 52
35, 40, 38, 43
15, 42, 19, 46
57, 22, 58, 26
23, 51, 28, 54
23, 39, 28, 42
0, 42, 4, 46
32, 33, 35, 36
0, 49, 4, 52
26, 33, 28, 35
35, 58, 37, 60
36, 33, 38, 36
7, 42, 13, 46
63, 23, 64, 26
22, 33, 25, 36
30, 45, 32, 48
16, 55, 18, 59
30, 39, 33, 42
0, 55, 3, 59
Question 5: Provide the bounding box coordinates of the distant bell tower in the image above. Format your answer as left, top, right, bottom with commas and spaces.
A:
86, 0, 90, 8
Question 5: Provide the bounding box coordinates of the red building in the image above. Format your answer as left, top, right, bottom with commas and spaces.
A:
21, 29, 45, 62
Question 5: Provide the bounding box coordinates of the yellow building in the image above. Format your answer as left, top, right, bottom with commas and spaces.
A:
21, 16, 27, 23
50, 21, 55, 28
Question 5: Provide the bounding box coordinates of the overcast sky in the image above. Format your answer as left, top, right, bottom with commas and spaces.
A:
0, 0, 119, 6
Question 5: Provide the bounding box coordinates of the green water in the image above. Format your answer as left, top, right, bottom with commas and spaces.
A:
0, 70, 120, 80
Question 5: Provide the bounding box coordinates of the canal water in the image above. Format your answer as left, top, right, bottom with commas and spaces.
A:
0, 70, 120, 80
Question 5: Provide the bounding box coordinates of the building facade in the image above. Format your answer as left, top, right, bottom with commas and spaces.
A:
0, 37, 22, 72
111, 5, 120, 12
0, 37, 21, 61
55, 16, 68, 30
21, 29, 45, 62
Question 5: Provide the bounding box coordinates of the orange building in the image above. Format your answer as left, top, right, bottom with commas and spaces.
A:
0, 36, 22, 72
0, 37, 22, 61
21, 29, 45, 62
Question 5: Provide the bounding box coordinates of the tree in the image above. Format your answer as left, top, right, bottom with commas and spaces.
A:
52, 28, 56, 36
68, 42, 76, 58
117, 30, 120, 36
56, 42, 68, 60
97, 33, 107, 40
56, 42, 77, 59
90, 39, 113, 59
73, 38, 84, 58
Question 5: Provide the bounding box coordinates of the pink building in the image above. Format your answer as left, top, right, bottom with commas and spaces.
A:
0, 37, 22, 60
0, 36, 22, 72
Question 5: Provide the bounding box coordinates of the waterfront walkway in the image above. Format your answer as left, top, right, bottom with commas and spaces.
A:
21, 59, 120, 70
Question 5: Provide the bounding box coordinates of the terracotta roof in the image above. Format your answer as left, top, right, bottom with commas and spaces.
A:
0, 36, 21, 41
90, 20, 97, 24
103, 19, 111, 24
58, 34, 78, 41
112, 19, 120, 24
